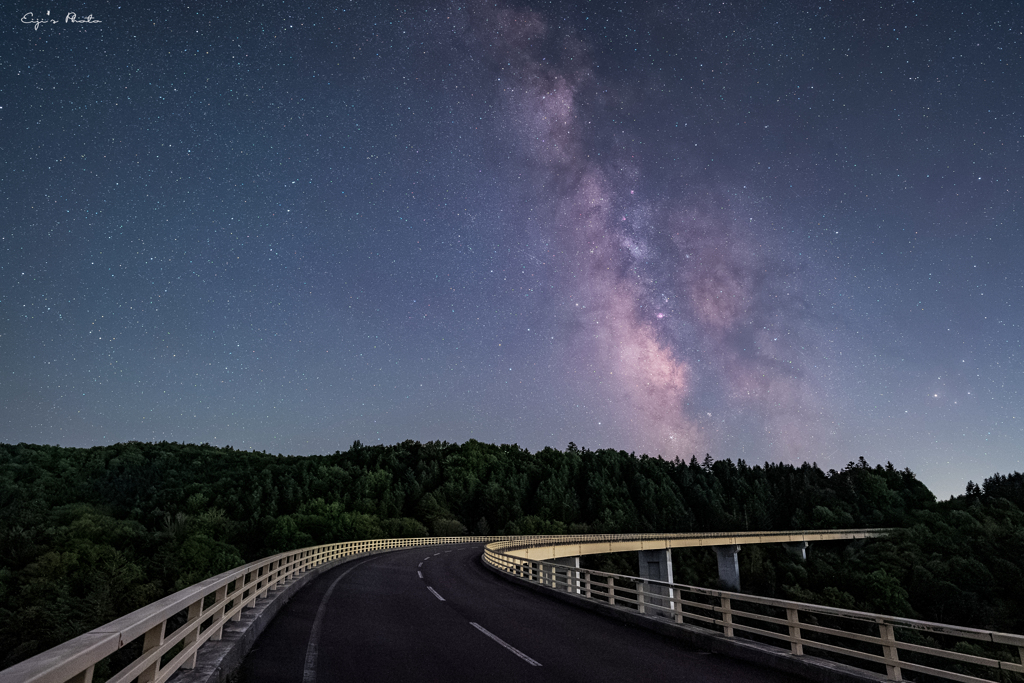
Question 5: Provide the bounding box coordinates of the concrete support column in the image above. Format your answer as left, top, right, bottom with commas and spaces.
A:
714, 545, 742, 591
553, 556, 581, 593
785, 541, 809, 561
638, 549, 675, 616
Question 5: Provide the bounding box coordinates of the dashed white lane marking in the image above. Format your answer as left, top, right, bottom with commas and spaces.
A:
433, 552, 440, 556
417, 570, 423, 579
427, 586, 446, 601
418, 562, 423, 567
303, 559, 371, 683
470, 622, 542, 667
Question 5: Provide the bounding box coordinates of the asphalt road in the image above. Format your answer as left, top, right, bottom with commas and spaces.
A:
239, 544, 795, 683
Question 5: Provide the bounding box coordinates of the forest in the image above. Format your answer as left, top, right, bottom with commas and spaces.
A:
2, 439, 1023, 671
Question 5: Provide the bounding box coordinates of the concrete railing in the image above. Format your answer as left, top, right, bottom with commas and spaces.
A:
484, 533, 1024, 683
9, 528, 1018, 683
1, 532, 663, 683
494, 528, 886, 560
0, 535, 527, 683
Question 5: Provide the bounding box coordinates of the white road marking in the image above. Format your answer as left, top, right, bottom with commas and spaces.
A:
427, 586, 446, 601
303, 559, 370, 683
433, 552, 440, 556
470, 622, 542, 667
417, 570, 423, 579
418, 562, 423, 567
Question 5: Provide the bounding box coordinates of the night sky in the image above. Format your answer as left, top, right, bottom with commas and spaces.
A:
2, 1, 1021, 498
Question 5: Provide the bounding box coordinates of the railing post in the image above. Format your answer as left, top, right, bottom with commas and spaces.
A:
720, 596, 733, 637
673, 590, 683, 624
178, 598, 203, 670
637, 581, 646, 614
584, 571, 592, 599
68, 666, 95, 683
786, 607, 803, 655
137, 621, 165, 683
878, 621, 903, 681
607, 576, 616, 606
209, 584, 228, 641
228, 579, 242, 622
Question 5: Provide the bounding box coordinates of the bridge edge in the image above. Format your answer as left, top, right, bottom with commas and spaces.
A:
479, 557, 888, 683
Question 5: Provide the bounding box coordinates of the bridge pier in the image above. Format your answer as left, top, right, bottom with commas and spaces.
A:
553, 555, 581, 593
785, 541, 810, 561
714, 545, 742, 591
638, 549, 675, 615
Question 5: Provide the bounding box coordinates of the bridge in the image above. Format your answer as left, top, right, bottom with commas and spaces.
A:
2, 530, 1022, 683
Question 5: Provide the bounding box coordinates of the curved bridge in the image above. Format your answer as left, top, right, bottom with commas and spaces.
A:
484, 531, 1024, 682
1, 530, 1021, 683
494, 529, 881, 561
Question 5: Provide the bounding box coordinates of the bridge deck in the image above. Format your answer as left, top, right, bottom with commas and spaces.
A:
240, 544, 794, 683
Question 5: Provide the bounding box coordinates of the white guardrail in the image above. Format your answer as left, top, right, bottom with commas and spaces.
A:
0, 535, 513, 683
484, 534, 1024, 683
3, 530, 1022, 683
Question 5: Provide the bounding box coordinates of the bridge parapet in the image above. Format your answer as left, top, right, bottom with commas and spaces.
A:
8, 528, 1018, 683
0, 535, 513, 683
484, 530, 1024, 683
497, 528, 887, 560
1, 532, 669, 683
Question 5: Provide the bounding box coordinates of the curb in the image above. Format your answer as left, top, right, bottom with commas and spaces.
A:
168, 552, 378, 683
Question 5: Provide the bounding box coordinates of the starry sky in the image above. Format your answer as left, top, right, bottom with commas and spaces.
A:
2, 1, 1021, 498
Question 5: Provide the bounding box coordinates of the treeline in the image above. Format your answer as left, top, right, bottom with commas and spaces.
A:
0, 439, 1021, 669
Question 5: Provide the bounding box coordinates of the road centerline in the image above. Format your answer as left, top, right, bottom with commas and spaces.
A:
469, 622, 542, 667
427, 586, 446, 601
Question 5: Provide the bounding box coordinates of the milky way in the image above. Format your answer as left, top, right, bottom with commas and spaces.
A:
2, 0, 1022, 497
458, 3, 829, 460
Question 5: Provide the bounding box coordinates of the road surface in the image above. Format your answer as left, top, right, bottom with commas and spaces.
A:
240, 543, 794, 682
